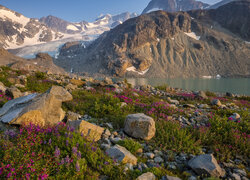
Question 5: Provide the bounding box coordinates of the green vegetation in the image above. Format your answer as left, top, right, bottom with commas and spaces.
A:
117, 139, 142, 154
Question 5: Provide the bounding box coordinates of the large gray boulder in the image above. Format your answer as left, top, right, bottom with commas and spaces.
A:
124, 113, 155, 140
0, 86, 72, 127
188, 154, 225, 177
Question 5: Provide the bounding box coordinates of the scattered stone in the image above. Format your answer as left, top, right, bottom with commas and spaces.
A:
188, 154, 225, 177
229, 113, 240, 121
145, 152, 155, 159
106, 145, 137, 165
5, 86, 23, 99
161, 175, 181, 180
104, 77, 113, 85
110, 137, 122, 144
102, 129, 111, 139
211, 99, 222, 106
79, 120, 104, 142
0, 86, 72, 127
183, 104, 196, 108
124, 113, 155, 140
136, 172, 156, 180
65, 83, 78, 91
154, 156, 164, 163
196, 91, 208, 99
67, 111, 81, 121
233, 169, 246, 177
231, 173, 241, 180
70, 79, 85, 86
0, 82, 6, 92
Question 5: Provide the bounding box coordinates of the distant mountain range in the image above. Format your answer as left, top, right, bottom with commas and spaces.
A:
54, 0, 250, 78
0, 5, 136, 52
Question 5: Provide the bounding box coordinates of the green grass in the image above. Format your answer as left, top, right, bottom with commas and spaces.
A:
117, 139, 142, 154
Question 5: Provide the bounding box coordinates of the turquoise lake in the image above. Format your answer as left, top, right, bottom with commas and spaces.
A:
125, 78, 250, 96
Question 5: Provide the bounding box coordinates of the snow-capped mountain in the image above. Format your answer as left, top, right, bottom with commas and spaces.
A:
0, 5, 66, 49
142, 0, 209, 14
0, 4, 137, 58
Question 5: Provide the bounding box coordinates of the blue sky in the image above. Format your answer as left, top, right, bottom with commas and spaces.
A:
0, 0, 221, 22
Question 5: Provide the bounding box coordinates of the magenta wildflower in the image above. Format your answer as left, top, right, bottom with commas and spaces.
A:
54, 147, 61, 158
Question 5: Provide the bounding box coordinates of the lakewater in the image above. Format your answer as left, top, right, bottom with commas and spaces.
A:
126, 78, 250, 95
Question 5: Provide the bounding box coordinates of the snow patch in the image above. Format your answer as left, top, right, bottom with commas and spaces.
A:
0, 9, 30, 26
126, 66, 149, 75
184, 32, 200, 40
147, 8, 163, 13
66, 25, 79, 31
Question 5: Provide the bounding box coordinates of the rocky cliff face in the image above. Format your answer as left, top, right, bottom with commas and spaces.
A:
207, 0, 235, 9
55, 1, 250, 78
142, 0, 209, 14
0, 5, 64, 49
189, 0, 250, 41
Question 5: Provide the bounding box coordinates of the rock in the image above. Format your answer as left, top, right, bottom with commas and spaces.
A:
0, 86, 72, 127
0, 82, 6, 92
188, 154, 225, 177
70, 79, 85, 86
136, 172, 156, 180
102, 129, 111, 139
67, 111, 81, 121
79, 120, 104, 142
106, 145, 137, 165
233, 169, 246, 177
229, 113, 240, 121
145, 152, 155, 159
5, 86, 23, 99
196, 91, 208, 99
154, 156, 164, 163
170, 99, 179, 105
211, 99, 222, 106
183, 104, 196, 108
161, 175, 181, 180
110, 137, 122, 144
67, 120, 82, 131
124, 113, 155, 140
15, 84, 25, 88
231, 173, 241, 180
104, 77, 113, 85
65, 83, 78, 91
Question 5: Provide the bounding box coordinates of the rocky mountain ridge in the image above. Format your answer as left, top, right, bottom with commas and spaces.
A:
142, 0, 209, 14
55, 0, 250, 78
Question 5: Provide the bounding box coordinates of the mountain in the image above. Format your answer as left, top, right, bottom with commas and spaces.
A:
189, 0, 250, 41
55, 0, 250, 78
0, 5, 137, 57
0, 5, 65, 49
0, 48, 66, 74
207, 0, 235, 9
39, 15, 87, 34
142, 0, 209, 14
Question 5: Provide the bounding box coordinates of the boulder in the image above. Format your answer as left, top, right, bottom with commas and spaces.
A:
161, 175, 181, 180
196, 91, 208, 99
124, 113, 155, 140
65, 83, 78, 91
0, 86, 72, 127
211, 99, 222, 106
79, 120, 104, 142
106, 145, 137, 165
5, 86, 23, 99
0, 82, 6, 92
188, 154, 225, 177
136, 172, 156, 180
70, 79, 85, 86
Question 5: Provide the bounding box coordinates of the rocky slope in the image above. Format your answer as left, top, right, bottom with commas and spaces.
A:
207, 0, 236, 9
142, 0, 209, 14
0, 48, 66, 74
55, 1, 250, 78
0, 5, 64, 49
189, 0, 250, 41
